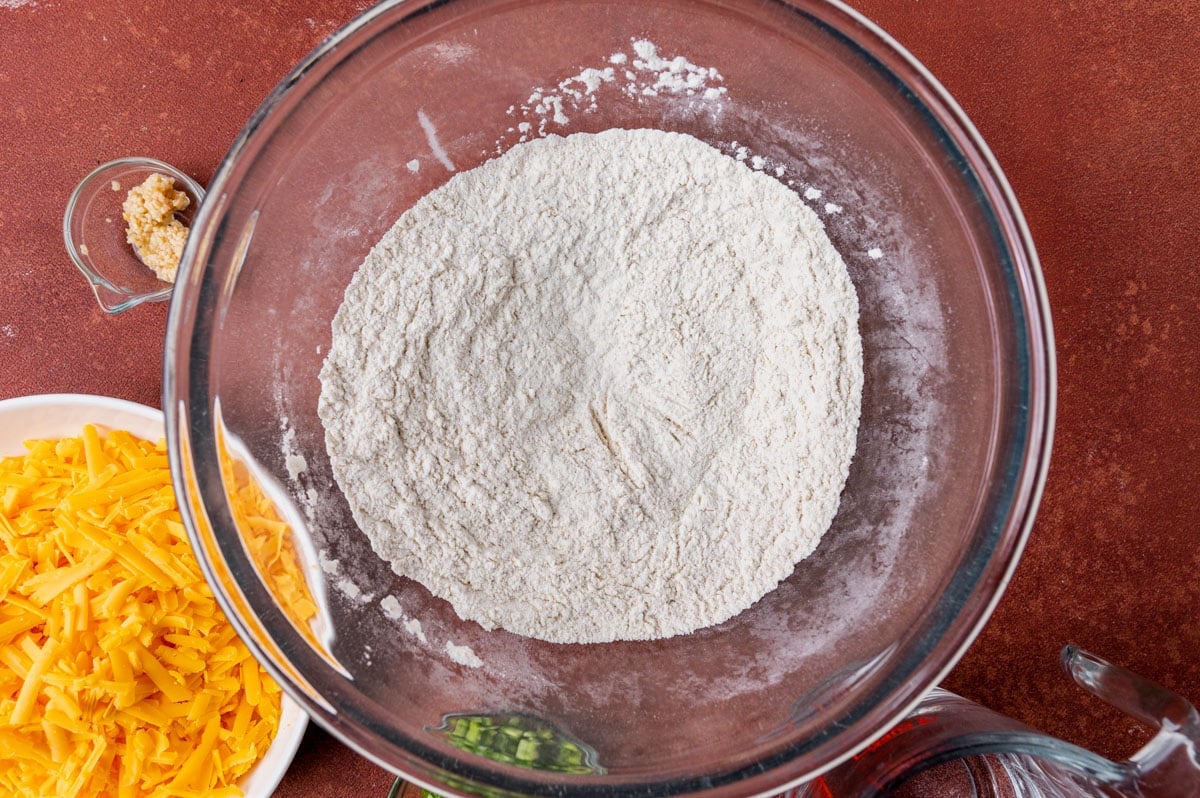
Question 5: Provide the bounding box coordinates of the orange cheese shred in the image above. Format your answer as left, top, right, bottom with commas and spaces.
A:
219, 453, 319, 647
0, 426, 290, 797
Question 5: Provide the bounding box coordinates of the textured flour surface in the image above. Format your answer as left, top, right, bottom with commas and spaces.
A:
319, 129, 862, 644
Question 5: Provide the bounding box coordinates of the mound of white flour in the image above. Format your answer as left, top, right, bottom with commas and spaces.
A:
319, 129, 862, 644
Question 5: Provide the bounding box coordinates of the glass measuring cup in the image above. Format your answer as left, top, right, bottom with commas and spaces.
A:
796, 647, 1200, 797
387, 647, 1197, 797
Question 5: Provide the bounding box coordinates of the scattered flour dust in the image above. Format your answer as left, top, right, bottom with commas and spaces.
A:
444, 642, 484, 669
403, 617, 427, 644
280, 416, 320, 525
417, 109, 456, 172
380, 595, 428, 644
281, 420, 307, 481
320, 128, 863, 644
318, 551, 372, 604
503, 39, 727, 140
380, 594, 479, 668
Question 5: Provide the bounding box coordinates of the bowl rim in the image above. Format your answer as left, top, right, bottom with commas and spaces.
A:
163, 0, 1056, 795
0, 392, 310, 798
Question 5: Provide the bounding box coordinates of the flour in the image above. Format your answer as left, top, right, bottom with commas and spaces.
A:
280, 416, 320, 525
380, 594, 477, 668
281, 422, 307, 481
381, 595, 429, 643
504, 39, 726, 140
403, 617, 427, 644
417, 109, 456, 172
319, 128, 862, 644
630, 40, 725, 97
445, 642, 484, 669
318, 550, 371, 604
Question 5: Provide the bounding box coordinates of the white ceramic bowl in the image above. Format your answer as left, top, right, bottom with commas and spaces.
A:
0, 393, 309, 798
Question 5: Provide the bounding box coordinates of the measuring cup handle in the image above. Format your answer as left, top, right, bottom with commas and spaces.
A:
796, 647, 1200, 797
1061, 646, 1200, 796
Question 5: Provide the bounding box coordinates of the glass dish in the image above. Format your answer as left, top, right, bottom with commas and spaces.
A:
63, 157, 204, 314
163, 0, 1055, 795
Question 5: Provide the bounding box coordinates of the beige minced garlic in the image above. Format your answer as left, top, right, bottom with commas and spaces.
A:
121, 172, 190, 283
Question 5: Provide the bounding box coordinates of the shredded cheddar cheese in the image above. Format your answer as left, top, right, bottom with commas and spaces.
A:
220, 456, 318, 646
0, 426, 287, 798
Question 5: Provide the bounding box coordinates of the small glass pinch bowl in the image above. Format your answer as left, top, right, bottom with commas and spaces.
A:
63, 157, 205, 314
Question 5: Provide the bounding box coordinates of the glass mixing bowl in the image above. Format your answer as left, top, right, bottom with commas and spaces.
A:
163, 0, 1054, 795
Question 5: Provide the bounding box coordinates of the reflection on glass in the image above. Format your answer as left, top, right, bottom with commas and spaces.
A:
388, 712, 603, 798
433, 712, 601, 775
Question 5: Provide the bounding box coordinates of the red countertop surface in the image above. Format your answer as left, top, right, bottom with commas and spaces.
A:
1, 1, 1197, 795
